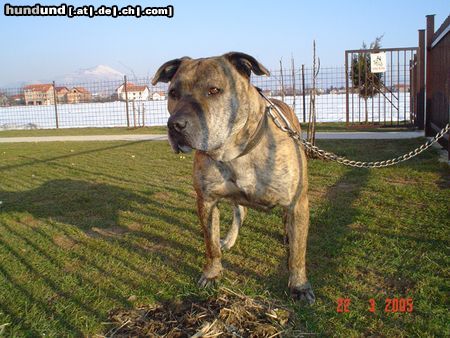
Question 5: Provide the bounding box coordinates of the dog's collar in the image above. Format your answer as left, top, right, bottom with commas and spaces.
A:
236, 86, 290, 159
257, 87, 295, 132
236, 105, 269, 159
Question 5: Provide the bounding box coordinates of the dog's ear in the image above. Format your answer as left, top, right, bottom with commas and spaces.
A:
151, 57, 191, 85
224, 52, 270, 79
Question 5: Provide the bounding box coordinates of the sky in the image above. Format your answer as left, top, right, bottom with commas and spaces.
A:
0, 0, 449, 86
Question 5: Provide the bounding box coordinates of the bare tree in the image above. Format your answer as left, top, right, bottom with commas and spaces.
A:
307, 40, 320, 154
279, 59, 285, 102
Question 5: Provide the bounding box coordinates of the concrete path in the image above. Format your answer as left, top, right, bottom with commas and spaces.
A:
0, 134, 167, 143
0, 131, 425, 143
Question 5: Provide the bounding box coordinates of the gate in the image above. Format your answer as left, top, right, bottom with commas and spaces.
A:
345, 47, 418, 126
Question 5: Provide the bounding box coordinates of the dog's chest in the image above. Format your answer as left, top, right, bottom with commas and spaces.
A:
223, 164, 288, 209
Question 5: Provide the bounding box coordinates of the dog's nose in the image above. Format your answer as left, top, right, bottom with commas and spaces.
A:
168, 115, 188, 133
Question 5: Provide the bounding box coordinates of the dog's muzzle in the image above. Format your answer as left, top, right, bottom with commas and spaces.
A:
167, 113, 193, 153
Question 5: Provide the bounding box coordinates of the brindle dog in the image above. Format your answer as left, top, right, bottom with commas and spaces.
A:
152, 52, 315, 303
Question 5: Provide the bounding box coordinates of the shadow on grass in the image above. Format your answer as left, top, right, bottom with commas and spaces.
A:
264, 167, 371, 333
0, 178, 203, 334
0, 140, 148, 172
1, 179, 146, 230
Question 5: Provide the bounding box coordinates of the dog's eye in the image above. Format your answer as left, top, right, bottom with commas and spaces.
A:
207, 87, 221, 96
169, 89, 178, 99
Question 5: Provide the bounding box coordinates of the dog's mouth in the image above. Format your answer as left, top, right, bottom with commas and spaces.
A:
176, 144, 193, 154
168, 133, 193, 154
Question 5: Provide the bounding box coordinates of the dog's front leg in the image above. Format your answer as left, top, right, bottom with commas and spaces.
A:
197, 197, 222, 287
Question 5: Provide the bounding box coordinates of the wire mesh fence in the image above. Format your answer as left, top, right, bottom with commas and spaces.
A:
0, 65, 412, 131
345, 48, 416, 126
0, 77, 169, 130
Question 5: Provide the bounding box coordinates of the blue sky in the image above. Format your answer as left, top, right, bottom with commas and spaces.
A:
0, 0, 449, 86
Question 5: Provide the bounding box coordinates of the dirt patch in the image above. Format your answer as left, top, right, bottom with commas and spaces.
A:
308, 187, 327, 202
153, 191, 173, 202
383, 177, 418, 186
327, 181, 360, 200
105, 287, 305, 337
384, 276, 416, 294
86, 226, 128, 239
63, 261, 81, 273
125, 222, 143, 231
53, 234, 76, 249
20, 215, 42, 228
347, 222, 367, 231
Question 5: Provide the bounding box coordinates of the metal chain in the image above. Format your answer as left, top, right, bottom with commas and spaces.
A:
265, 105, 450, 168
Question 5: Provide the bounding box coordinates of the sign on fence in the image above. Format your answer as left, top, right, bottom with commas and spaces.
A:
370, 52, 386, 73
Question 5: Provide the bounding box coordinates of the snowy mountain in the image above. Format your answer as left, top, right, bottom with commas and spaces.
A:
55, 65, 125, 84
1, 65, 127, 89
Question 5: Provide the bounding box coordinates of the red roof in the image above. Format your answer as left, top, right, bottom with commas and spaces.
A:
24, 84, 53, 92
72, 87, 90, 94
127, 85, 148, 92
55, 86, 69, 93
118, 82, 148, 92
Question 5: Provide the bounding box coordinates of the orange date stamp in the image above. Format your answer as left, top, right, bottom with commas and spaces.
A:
337, 298, 413, 313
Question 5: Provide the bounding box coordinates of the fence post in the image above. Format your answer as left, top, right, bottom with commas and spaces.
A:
279, 60, 285, 101
124, 75, 130, 128
291, 57, 296, 112
132, 100, 136, 128
345, 51, 349, 127
301, 64, 306, 123
425, 15, 434, 137
52, 81, 59, 128
416, 29, 425, 130
142, 102, 145, 127
410, 58, 415, 124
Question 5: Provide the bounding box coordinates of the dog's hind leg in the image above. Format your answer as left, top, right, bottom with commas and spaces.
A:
221, 204, 247, 250
285, 192, 315, 304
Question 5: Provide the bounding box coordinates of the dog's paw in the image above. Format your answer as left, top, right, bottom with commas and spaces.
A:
197, 274, 220, 288
290, 282, 315, 305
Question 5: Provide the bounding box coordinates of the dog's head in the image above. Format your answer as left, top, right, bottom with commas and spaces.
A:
151, 52, 269, 154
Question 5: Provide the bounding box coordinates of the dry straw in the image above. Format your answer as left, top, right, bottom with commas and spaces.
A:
103, 287, 311, 337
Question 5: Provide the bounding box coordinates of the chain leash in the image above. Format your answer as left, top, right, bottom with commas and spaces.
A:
264, 102, 449, 168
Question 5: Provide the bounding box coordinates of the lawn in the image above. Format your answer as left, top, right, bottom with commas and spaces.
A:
0, 122, 411, 138
0, 138, 448, 336
0, 126, 168, 138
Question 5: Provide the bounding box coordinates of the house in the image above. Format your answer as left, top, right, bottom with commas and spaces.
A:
304, 88, 325, 95
24, 84, 55, 105
55, 86, 69, 103
330, 87, 347, 94
67, 87, 92, 103
0, 93, 8, 106
10, 94, 25, 105
394, 84, 410, 93
116, 82, 150, 101
151, 91, 166, 101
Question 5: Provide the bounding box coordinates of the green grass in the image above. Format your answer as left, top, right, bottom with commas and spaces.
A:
0, 126, 167, 137
299, 122, 413, 132
0, 138, 448, 336
0, 122, 412, 138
